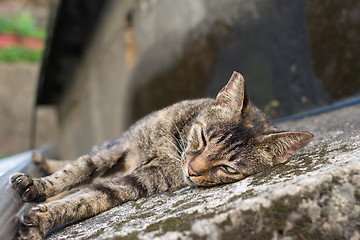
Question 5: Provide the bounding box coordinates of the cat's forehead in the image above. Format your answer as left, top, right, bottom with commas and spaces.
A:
197, 104, 237, 123
204, 122, 255, 143
201, 123, 256, 163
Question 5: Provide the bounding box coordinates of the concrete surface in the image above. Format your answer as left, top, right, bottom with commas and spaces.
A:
0, 146, 50, 240
45, 103, 360, 240
0, 63, 56, 156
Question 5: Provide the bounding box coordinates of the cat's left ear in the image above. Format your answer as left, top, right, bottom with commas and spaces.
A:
260, 131, 313, 166
216, 71, 250, 116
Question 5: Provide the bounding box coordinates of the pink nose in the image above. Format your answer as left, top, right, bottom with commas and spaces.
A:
188, 163, 200, 177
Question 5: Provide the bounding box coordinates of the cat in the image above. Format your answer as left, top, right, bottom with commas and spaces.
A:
10, 71, 313, 239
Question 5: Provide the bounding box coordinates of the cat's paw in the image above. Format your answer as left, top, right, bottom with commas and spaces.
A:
10, 173, 46, 202
32, 152, 50, 174
18, 205, 48, 240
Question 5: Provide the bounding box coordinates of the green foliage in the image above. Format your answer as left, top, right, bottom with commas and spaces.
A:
0, 12, 45, 39
264, 99, 280, 115
0, 12, 45, 62
0, 46, 43, 62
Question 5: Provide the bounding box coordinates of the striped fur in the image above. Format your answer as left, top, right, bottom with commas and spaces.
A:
10, 72, 312, 239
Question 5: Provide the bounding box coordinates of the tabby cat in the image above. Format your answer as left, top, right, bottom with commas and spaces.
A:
10, 71, 313, 239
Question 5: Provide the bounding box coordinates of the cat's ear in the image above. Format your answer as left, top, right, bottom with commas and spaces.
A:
216, 71, 250, 116
260, 131, 313, 166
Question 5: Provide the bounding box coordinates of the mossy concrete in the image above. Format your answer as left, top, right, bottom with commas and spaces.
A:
48, 104, 360, 240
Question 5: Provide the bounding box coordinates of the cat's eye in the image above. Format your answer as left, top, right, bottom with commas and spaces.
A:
224, 166, 237, 174
191, 126, 207, 155
192, 140, 206, 155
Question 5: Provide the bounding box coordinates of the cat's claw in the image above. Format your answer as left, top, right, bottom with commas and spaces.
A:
10, 173, 45, 202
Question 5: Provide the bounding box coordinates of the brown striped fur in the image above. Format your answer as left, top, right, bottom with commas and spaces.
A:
10, 72, 313, 239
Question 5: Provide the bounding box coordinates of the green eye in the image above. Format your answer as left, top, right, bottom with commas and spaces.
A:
225, 166, 237, 174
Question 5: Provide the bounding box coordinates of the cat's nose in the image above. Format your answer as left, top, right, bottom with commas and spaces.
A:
188, 163, 200, 177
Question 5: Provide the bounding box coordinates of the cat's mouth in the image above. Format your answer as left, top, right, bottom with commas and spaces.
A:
184, 174, 204, 186
181, 155, 209, 186
181, 164, 194, 185
183, 174, 196, 186
181, 161, 197, 186
182, 165, 208, 186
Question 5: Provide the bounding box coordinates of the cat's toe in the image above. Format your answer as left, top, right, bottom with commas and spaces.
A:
18, 224, 43, 240
10, 173, 33, 194
18, 205, 47, 240
32, 152, 44, 164
10, 173, 44, 202
32, 152, 50, 173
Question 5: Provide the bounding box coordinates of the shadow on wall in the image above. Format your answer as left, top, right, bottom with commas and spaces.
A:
132, 25, 219, 122
306, 0, 360, 100
132, 0, 360, 122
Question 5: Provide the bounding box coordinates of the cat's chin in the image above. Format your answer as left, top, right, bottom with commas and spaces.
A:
182, 173, 197, 186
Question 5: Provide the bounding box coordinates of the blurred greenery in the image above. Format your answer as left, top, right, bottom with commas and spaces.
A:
264, 99, 280, 115
0, 12, 46, 39
0, 46, 43, 62
0, 12, 45, 62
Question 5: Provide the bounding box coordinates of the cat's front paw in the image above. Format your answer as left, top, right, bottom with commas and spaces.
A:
18, 205, 48, 240
10, 173, 46, 202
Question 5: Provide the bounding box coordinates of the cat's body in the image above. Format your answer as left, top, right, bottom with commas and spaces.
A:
10, 72, 313, 239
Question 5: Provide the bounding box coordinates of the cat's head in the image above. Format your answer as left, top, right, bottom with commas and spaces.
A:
181, 71, 313, 186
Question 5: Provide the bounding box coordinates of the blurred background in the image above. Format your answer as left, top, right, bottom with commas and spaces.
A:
0, 0, 360, 159
0, 0, 56, 157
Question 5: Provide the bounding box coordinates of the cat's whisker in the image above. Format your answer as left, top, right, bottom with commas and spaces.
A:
173, 150, 182, 159
172, 121, 187, 151
174, 151, 182, 159
164, 138, 182, 155
169, 132, 185, 152
180, 139, 188, 146
170, 150, 182, 161
160, 153, 181, 162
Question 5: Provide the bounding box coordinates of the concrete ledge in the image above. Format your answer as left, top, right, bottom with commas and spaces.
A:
0, 146, 52, 239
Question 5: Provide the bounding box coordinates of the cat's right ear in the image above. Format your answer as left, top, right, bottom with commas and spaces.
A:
216, 71, 250, 117
260, 131, 313, 166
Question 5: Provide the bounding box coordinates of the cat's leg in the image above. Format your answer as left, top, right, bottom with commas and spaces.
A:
32, 152, 71, 175
32, 136, 128, 175
10, 137, 129, 202
17, 159, 185, 239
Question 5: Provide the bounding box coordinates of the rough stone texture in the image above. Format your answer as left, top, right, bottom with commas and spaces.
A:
46, 104, 360, 240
